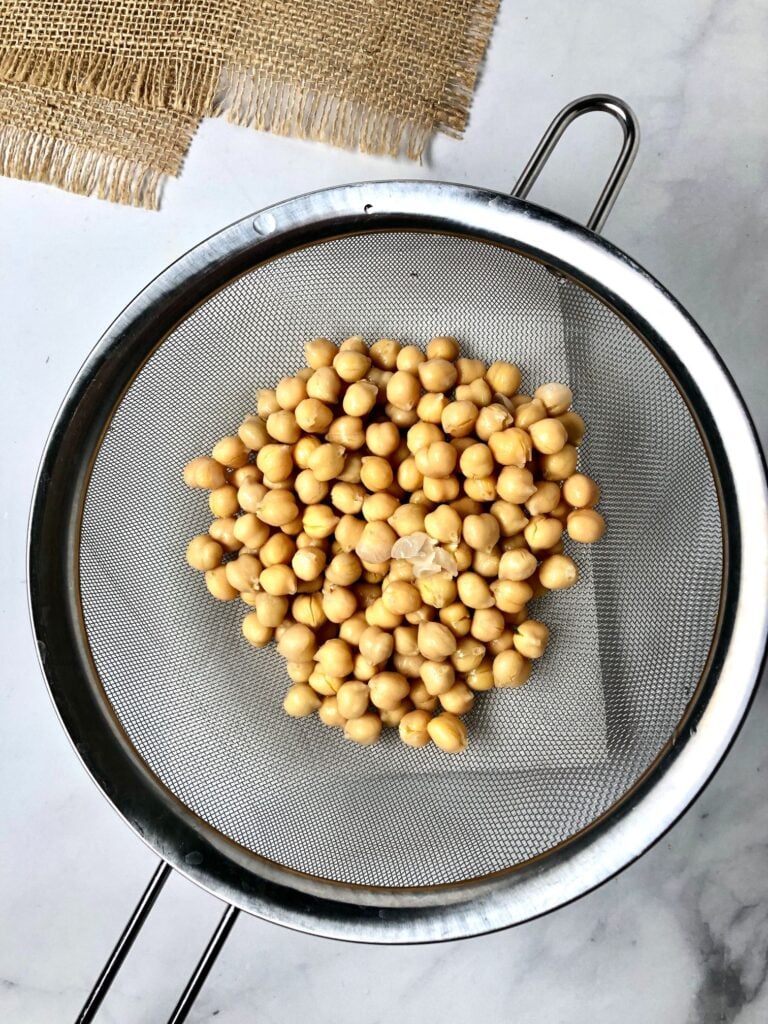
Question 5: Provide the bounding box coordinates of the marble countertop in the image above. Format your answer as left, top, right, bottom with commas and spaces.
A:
2, 0, 767, 1021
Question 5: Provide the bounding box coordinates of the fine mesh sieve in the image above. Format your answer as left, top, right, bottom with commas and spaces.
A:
29, 98, 768, 957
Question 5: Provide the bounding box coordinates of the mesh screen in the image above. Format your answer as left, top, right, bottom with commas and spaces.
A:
79, 232, 722, 887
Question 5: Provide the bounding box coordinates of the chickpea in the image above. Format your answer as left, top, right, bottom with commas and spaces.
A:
305, 444, 344, 483
283, 683, 321, 717
339, 334, 367, 354
380, 701, 413, 728
403, 422, 440, 455
498, 548, 538, 582
276, 623, 316, 662
455, 443, 490, 481
336, 681, 370, 720
336, 612, 365, 647
567, 508, 606, 543
352, 654, 376, 681
368, 671, 409, 710
417, 574, 457, 609
426, 335, 460, 361
295, 397, 334, 434
274, 376, 306, 411
405, 605, 437, 626
207, 483, 238, 519
483, 361, 520, 397
332, 350, 370, 384
368, 367, 393, 394
286, 661, 314, 684
550, 499, 571, 524
257, 531, 294, 568
224, 553, 262, 592
238, 416, 269, 451
251, 591, 289, 628
488, 427, 532, 468
534, 382, 573, 416
357, 626, 393, 666
387, 404, 419, 428
386, 503, 425, 539
492, 649, 532, 688
461, 513, 499, 553
183, 456, 227, 490
494, 466, 534, 505
423, 505, 462, 546
210, 436, 247, 470
256, 389, 280, 419
344, 712, 382, 746
409, 679, 438, 711
355, 520, 396, 563
242, 612, 274, 646
323, 585, 358, 622
305, 336, 337, 368
418, 358, 458, 393
396, 345, 426, 372
186, 534, 223, 571
306, 366, 343, 404
417, 621, 457, 661
385, 370, 420, 411
540, 443, 578, 481
365, 597, 402, 630
475, 403, 513, 441
529, 417, 568, 456
291, 469, 325, 506
455, 571, 493, 610
290, 546, 326, 582
336, 514, 365, 553
557, 411, 586, 446
315, 638, 354, 678
491, 579, 534, 613
302, 504, 340, 540
263, 410, 299, 446
417, 392, 449, 424
512, 619, 549, 660
260, 564, 298, 597
361, 419, 398, 457
381, 580, 422, 615
456, 378, 493, 406
255, 490, 299, 527
514, 399, 547, 431
399, 708, 432, 747
420, 659, 455, 696
427, 712, 467, 753
230, 464, 261, 487
325, 551, 363, 586
455, 358, 485, 385
208, 517, 242, 553
562, 473, 600, 508
466, 658, 494, 691
232, 513, 269, 550
454, 540, 473, 573
358, 456, 392, 492
337, 453, 363, 484
414, 441, 457, 480
538, 553, 579, 590
423, 476, 460, 502
237, 478, 268, 512
394, 652, 426, 677
437, 680, 474, 716
441, 400, 478, 438
318, 695, 346, 728
296, 367, 315, 382
410, 489, 434, 508
525, 481, 561, 516
327, 416, 365, 450
524, 515, 563, 552
471, 607, 505, 642
439, 602, 472, 637
488, 628, 517, 655
451, 636, 486, 673
370, 337, 401, 369
343, 380, 377, 417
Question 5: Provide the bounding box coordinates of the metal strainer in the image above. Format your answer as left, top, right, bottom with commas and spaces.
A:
29, 96, 768, 1018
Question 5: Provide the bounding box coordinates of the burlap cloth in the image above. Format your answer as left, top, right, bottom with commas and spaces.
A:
0, 0, 499, 208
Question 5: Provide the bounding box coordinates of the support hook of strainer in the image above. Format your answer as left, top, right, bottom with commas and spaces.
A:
512, 93, 640, 234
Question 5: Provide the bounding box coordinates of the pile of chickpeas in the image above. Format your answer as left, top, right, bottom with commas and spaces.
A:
183, 335, 605, 754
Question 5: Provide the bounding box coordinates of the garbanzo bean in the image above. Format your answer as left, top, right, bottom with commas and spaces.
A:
427, 713, 467, 753
302, 504, 340, 539
323, 585, 358, 622
529, 417, 568, 455
256, 388, 280, 419
514, 398, 547, 430
441, 400, 478, 438
232, 512, 269, 549
204, 565, 238, 601
451, 636, 486, 673
186, 534, 223, 571
208, 517, 242, 552
462, 513, 500, 553
538, 554, 579, 590
295, 397, 334, 434
485, 361, 521, 397
416, 574, 457, 609
208, 484, 239, 519
278, 623, 317, 661
498, 548, 538, 581
292, 547, 327, 582
242, 612, 274, 646
496, 466, 536, 504
225, 553, 263, 592
284, 683, 321, 717
305, 337, 338, 369
418, 358, 458, 392
420, 659, 455, 695
523, 515, 563, 552
417, 621, 457, 661
307, 366, 343, 404
238, 416, 269, 451
318, 695, 346, 727
534, 382, 573, 416
343, 381, 378, 417
360, 456, 393, 491
380, 701, 413, 728
525, 480, 561, 516
381, 580, 422, 616
492, 649, 532, 688
491, 579, 534, 613
540, 444, 578, 481
426, 335, 460, 361
230, 464, 261, 487
336, 514, 365, 553
475, 403, 512, 441
333, 350, 371, 383
325, 551, 363, 586
254, 592, 290, 628
295, 469, 328, 505
470, 607, 505, 642
398, 708, 432, 747
396, 345, 426, 372
327, 416, 366, 450
394, 652, 426, 678
422, 476, 460, 502
417, 392, 449, 424
183, 456, 227, 490
415, 441, 457, 479
456, 358, 485, 384
424, 504, 462, 546
369, 671, 410, 710
316, 638, 354, 677
386, 370, 420, 410
439, 681, 475, 715
557, 411, 586, 445
562, 472, 601, 508
409, 679, 438, 711
488, 427, 532, 467
513, 619, 549, 659
567, 508, 606, 543
287, 660, 314, 684
275, 376, 307, 411
464, 477, 497, 503
344, 713, 382, 745
370, 337, 401, 369
255, 490, 299, 527
439, 602, 472, 637
336, 681, 370, 720
260, 564, 298, 596
466, 659, 494, 691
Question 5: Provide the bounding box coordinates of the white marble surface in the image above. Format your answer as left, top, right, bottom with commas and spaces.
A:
1, 0, 767, 1020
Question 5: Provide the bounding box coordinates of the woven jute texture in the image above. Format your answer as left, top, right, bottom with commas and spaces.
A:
0, 0, 499, 207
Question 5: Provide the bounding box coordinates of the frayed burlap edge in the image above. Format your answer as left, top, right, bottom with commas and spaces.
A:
222, 0, 500, 159
0, 48, 222, 116
0, 123, 180, 208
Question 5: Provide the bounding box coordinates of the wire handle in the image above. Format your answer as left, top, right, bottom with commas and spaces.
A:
512, 94, 640, 235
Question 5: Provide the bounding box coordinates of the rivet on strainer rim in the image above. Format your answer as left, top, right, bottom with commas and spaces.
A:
28, 95, 768, 1021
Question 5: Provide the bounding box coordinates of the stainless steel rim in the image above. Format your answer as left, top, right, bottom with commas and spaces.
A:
28, 178, 768, 943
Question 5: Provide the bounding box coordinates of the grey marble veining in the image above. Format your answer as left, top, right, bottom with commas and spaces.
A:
1, 0, 767, 1021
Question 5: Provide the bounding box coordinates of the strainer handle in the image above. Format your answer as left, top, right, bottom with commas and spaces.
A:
512, 94, 640, 234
